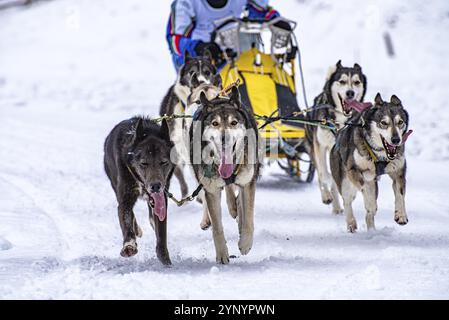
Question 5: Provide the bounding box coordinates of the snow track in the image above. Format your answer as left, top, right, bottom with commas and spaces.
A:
1, 0, 449, 299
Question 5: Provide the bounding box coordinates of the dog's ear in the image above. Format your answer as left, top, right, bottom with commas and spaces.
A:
213, 74, 222, 89
336, 60, 343, 69
390, 95, 402, 106
131, 118, 145, 145
199, 91, 209, 107
160, 118, 171, 142
354, 63, 362, 71
360, 106, 376, 128
229, 86, 241, 106
190, 72, 200, 88
374, 93, 384, 106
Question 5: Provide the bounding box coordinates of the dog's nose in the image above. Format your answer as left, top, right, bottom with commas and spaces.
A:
150, 182, 162, 193
346, 90, 355, 99
391, 136, 401, 145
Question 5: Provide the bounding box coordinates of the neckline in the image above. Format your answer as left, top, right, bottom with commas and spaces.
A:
203, 0, 230, 11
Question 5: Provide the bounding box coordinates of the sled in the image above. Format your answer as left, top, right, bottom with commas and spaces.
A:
213, 17, 314, 182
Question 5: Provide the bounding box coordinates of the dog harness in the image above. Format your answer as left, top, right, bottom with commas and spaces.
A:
362, 139, 389, 177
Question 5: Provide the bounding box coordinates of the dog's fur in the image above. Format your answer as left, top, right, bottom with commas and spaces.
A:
330, 93, 410, 232
104, 117, 175, 265
190, 86, 261, 264
305, 60, 367, 214
159, 56, 218, 198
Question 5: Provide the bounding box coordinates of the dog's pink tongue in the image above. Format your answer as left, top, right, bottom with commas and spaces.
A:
218, 149, 235, 179
402, 129, 413, 143
345, 100, 373, 113
151, 192, 166, 222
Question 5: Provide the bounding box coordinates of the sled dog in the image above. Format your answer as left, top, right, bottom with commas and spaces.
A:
330, 93, 412, 232
104, 117, 175, 265
190, 86, 261, 264
159, 55, 218, 197
306, 60, 367, 214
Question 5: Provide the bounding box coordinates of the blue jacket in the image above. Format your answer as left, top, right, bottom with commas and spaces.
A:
166, 0, 280, 70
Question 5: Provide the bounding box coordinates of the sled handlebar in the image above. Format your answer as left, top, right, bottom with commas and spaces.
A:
211, 17, 297, 42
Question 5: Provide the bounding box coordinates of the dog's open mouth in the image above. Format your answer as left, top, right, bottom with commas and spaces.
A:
340, 95, 353, 117
149, 191, 166, 222
381, 136, 399, 160
218, 144, 236, 179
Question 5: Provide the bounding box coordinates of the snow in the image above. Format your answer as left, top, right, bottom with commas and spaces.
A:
1, 0, 449, 299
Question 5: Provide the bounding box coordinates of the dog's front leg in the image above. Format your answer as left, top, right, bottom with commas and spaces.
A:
199, 190, 211, 230
174, 165, 189, 198
331, 181, 343, 215
313, 136, 333, 205
237, 180, 256, 255
204, 190, 229, 264
341, 177, 358, 233
390, 167, 408, 225
225, 185, 238, 219
118, 190, 139, 257
361, 180, 378, 231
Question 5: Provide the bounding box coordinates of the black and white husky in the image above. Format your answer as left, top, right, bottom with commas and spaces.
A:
306, 60, 367, 214
159, 56, 218, 197
330, 93, 412, 232
189, 87, 261, 264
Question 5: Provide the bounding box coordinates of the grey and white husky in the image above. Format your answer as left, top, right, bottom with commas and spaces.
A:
305, 60, 367, 214
330, 93, 412, 232
189, 87, 261, 264
159, 55, 218, 197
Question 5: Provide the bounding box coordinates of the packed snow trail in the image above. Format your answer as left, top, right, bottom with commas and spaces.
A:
1, 0, 449, 299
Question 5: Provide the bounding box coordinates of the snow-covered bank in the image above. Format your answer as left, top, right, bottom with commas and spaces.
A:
1, 0, 449, 299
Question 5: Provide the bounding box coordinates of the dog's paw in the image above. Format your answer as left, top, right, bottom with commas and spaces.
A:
120, 241, 138, 257
347, 221, 358, 233
321, 190, 333, 205
394, 213, 408, 225
229, 208, 238, 219
157, 248, 172, 266
238, 233, 253, 255
200, 220, 211, 230
216, 247, 230, 264
332, 208, 344, 215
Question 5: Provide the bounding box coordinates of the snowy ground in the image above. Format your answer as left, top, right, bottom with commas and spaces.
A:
1, 0, 449, 299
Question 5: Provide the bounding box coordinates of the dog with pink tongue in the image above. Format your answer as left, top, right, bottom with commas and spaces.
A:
104, 117, 175, 265
189, 86, 261, 264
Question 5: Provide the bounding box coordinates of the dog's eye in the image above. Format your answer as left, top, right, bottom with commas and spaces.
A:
339, 80, 347, 85
380, 120, 389, 127
160, 160, 169, 166
212, 121, 220, 127
141, 162, 149, 167
204, 71, 211, 77
230, 120, 238, 126
354, 80, 361, 86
